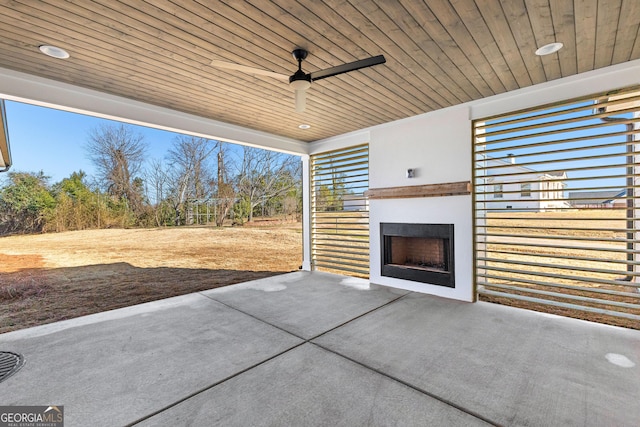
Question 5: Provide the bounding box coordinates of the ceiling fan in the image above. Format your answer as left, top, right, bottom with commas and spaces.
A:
210, 49, 386, 112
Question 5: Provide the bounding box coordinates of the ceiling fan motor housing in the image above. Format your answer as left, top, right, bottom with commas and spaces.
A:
290, 48, 311, 90
289, 70, 311, 90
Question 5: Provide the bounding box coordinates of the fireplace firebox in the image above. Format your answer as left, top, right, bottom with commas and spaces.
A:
381, 223, 455, 288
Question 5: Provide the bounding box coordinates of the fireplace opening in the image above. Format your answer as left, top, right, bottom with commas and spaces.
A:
387, 236, 449, 272
381, 223, 454, 288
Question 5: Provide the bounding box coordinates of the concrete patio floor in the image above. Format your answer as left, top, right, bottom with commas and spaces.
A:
0, 271, 638, 426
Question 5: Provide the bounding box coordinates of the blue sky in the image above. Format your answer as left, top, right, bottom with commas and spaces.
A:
3, 101, 220, 183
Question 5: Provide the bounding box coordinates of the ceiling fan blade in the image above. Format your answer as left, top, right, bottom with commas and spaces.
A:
309, 55, 386, 81
210, 59, 289, 81
294, 89, 307, 113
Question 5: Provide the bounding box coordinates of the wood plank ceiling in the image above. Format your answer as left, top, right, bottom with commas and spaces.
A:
0, 0, 638, 143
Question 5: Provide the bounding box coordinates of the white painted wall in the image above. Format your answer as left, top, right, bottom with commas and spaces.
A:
310, 58, 640, 302
367, 106, 474, 301
370, 194, 473, 301
369, 106, 471, 188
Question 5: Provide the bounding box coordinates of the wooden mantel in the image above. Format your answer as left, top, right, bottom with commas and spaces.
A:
365, 181, 471, 199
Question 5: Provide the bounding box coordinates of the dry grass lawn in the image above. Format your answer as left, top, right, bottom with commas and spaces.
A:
3, 211, 638, 334
0, 226, 302, 334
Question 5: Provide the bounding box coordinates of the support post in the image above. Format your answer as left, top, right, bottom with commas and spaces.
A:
301, 154, 312, 271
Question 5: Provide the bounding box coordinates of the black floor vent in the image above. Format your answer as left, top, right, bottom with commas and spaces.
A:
0, 351, 24, 383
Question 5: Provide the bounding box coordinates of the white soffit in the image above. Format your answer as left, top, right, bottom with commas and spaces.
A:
0, 67, 309, 156
469, 59, 640, 120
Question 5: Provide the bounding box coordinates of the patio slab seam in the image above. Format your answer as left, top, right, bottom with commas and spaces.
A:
199, 288, 412, 342
305, 291, 412, 341
127, 291, 416, 426
198, 292, 305, 341
124, 340, 308, 427
310, 340, 502, 427
131, 290, 501, 426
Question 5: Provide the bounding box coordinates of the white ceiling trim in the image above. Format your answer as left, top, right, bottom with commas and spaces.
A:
469, 59, 640, 120
0, 67, 309, 156
309, 129, 372, 155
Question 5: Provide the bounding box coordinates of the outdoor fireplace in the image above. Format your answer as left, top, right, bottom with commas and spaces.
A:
381, 223, 455, 288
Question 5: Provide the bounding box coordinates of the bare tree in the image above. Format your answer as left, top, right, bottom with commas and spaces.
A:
172, 169, 190, 225
165, 136, 218, 224
235, 146, 301, 222
144, 158, 173, 226
215, 145, 235, 226
86, 124, 147, 214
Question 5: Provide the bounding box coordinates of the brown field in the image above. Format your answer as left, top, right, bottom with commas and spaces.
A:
3, 211, 638, 334
481, 210, 640, 329
0, 225, 302, 334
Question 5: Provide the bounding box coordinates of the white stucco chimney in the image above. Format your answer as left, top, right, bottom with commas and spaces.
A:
508, 153, 515, 164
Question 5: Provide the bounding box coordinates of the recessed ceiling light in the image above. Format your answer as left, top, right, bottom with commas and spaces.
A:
39, 45, 70, 59
298, 124, 311, 129
535, 42, 563, 56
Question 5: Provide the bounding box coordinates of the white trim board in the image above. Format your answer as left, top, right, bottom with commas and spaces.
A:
0, 67, 308, 156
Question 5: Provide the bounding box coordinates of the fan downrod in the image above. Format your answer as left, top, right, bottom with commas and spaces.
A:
289, 48, 311, 86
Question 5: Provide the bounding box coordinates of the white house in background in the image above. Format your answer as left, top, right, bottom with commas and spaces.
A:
568, 190, 627, 208
342, 194, 369, 211
484, 156, 570, 211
